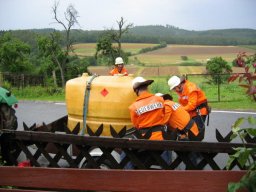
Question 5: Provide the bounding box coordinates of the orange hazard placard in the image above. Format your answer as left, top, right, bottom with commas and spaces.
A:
101, 88, 109, 97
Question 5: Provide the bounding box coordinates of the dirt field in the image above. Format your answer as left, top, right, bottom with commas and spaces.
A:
81, 43, 253, 76
88, 65, 139, 76
130, 45, 255, 65
88, 65, 244, 77
147, 45, 254, 55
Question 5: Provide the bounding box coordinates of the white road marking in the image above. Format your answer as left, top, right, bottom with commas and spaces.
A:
55, 103, 66, 105
53, 102, 256, 115
212, 110, 256, 115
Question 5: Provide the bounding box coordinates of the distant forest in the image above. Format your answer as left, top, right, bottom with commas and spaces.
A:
1, 25, 256, 50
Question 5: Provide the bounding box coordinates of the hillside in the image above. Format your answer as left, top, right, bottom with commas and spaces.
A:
1, 25, 256, 46
126, 25, 256, 45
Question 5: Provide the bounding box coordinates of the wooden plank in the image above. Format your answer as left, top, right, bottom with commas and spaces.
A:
2, 130, 256, 152
0, 166, 246, 192
0, 189, 50, 192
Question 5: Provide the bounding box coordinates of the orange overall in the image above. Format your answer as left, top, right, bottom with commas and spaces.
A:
177, 80, 208, 118
129, 92, 165, 140
163, 100, 199, 138
109, 67, 128, 76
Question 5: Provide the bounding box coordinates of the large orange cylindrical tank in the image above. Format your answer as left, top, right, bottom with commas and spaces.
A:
65, 73, 137, 136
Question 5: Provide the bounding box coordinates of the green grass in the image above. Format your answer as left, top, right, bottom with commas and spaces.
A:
148, 76, 256, 111
12, 86, 65, 102
11, 83, 255, 111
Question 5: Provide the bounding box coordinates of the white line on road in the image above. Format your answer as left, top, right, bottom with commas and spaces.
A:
55, 103, 66, 105
53, 102, 256, 115
212, 110, 256, 115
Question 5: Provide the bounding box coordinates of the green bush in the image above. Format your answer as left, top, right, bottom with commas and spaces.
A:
180, 55, 188, 61
206, 57, 232, 84
226, 116, 256, 192
1, 81, 12, 90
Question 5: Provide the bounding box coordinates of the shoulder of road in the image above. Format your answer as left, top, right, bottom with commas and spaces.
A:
19, 100, 256, 114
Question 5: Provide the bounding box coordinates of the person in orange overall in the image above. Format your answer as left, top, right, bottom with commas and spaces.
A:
123, 77, 168, 169
109, 57, 128, 76
167, 76, 210, 141
155, 93, 199, 141
156, 93, 202, 167
129, 76, 166, 141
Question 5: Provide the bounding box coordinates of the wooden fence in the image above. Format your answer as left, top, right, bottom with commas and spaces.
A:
1, 121, 255, 170
1, 117, 254, 191
0, 72, 44, 87
0, 166, 246, 192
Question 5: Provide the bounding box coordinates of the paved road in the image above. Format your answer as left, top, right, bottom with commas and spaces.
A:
15, 101, 256, 142
16, 101, 67, 129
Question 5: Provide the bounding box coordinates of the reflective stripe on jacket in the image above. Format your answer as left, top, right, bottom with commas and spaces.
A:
177, 80, 208, 117
129, 91, 165, 140
163, 100, 199, 136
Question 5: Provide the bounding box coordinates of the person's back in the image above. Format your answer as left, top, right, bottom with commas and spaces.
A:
163, 99, 199, 139
129, 77, 165, 140
129, 92, 165, 128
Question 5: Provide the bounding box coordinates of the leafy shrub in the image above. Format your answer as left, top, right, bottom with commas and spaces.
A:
138, 42, 167, 54
226, 116, 256, 192
227, 51, 256, 191
180, 55, 188, 61
206, 57, 232, 84
228, 52, 256, 101
1, 81, 12, 90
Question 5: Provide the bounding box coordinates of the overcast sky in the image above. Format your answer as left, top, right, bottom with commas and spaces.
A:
0, 0, 255, 31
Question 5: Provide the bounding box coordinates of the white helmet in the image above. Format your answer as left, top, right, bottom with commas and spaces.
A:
168, 76, 181, 90
155, 93, 164, 97
132, 77, 154, 90
115, 57, 124, 65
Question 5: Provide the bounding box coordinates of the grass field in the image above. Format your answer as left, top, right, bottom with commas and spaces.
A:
75, 43, 254, 75
129, 44, 255, 65
72, 43, 255, 111
81, 43, 254, 81
146, 76, 256, 111
72, 43, 159, 57
72, 43, 255, 65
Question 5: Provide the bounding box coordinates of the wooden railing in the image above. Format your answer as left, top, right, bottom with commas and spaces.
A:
0, 166, 246, 192
1, 118, 254, 191
1, 129, 255, 170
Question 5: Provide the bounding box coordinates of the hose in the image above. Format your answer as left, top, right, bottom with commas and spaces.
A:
81, 74, 98, 135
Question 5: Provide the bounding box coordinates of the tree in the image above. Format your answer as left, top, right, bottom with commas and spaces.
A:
95, 17, 133, 65
95, 35, 119, 66
109, 17, 133, 55
206, 57, 232, 84
37, 32, 66, 87
0, 33, 33, 73
65, 56, 92, 78
51, 1, 80, 87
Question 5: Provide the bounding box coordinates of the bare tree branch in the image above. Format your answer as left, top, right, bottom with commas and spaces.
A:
110, 17, 133, 54
52, 1, 67, 31
50, 1, 80, 87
